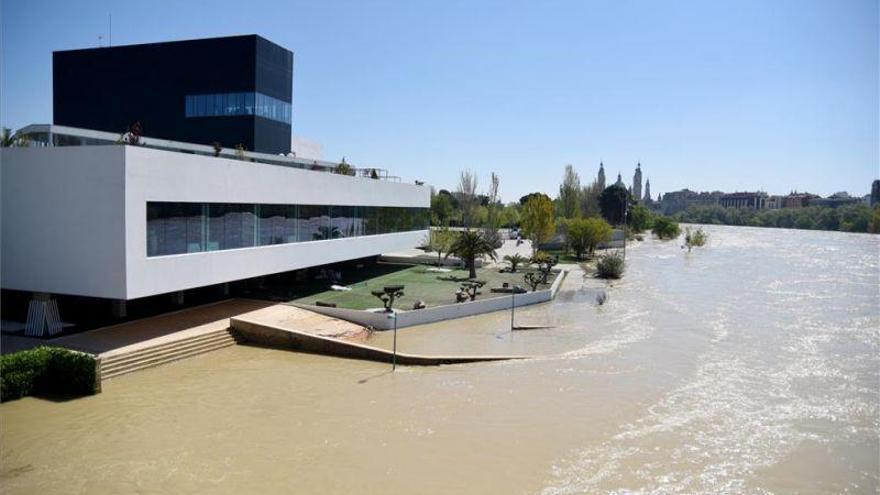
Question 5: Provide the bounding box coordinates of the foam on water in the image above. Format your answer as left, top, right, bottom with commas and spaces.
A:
542, 226, 880, 494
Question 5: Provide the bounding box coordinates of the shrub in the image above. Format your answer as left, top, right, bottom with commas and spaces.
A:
503, 253, 527, 272
596, 252, 625, 279
1, 347, 98, 402
652, 216, 681, 240
683, 227, 708, 251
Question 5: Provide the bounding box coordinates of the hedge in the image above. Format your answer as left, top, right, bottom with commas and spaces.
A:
1, 346, 99, 402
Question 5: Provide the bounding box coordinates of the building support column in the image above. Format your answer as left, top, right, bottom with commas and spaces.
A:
111, 300, 127, 319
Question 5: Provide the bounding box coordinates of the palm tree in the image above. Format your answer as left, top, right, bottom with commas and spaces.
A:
503, 253, 527, 272
445, 230, 497, 279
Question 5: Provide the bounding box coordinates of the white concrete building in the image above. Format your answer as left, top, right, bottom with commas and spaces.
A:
1, 125, 429, 303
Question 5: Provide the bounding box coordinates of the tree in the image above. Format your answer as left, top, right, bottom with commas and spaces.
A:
520, 195, 556, 254
519, 192, 551, 206
431, 192, 455, 226
445, 230, 497, 279
503, 253, 527, 272
500, 203, 520, 228
683, 227, 708, 251
628, 204, 654, 233
1, 128, 15, 147
457, 170, 479, 227
580, 182, 601, 217
652, 216, 681, 240
566, 217, 613, 260
599, 184, 629, 225
558, 164, 582, 219
334, 157, 355, 176
423, 227, 457, 266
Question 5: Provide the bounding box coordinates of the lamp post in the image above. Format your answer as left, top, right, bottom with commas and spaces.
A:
510, 291, 515, 331
622, 196, 629, 261
372, 284, 404, 371
388, 311, 398, 370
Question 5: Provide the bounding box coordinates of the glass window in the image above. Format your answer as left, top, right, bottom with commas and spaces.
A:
147, 202, 428, 257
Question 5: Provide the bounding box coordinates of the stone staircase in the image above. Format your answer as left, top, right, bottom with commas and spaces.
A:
99, 329, 238, 380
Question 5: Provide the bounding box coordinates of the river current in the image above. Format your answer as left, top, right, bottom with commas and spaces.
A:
1, 225, 878, 494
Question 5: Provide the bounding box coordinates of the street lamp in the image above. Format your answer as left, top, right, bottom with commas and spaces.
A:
372, 285, 404, 371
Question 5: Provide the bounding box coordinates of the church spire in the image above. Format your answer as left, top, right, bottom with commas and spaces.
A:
597, 161, 606, 190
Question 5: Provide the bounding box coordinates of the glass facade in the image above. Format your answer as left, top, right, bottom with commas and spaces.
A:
147, 202, 429, 257
185, 92, 292, 124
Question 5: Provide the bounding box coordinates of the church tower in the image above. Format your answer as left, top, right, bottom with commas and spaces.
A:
597, 162, 606, 190
644, 178, 652, 203
615, 172, 624, 187
632, 162, 643, 200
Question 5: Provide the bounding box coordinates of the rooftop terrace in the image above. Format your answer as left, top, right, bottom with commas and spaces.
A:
11, 124, 402, 181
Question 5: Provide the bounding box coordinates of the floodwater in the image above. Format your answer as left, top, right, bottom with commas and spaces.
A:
1, 225, 878, 494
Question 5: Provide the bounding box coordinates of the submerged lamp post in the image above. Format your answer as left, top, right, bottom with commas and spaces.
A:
372, 284, 404, 371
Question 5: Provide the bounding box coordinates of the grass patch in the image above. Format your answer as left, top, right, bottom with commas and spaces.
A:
288, 263, 557, 310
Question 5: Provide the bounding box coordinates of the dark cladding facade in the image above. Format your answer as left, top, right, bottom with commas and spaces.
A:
53, 35, 293, 154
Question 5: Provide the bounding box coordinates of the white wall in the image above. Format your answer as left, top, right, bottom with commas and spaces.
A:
1, 147, 128, 298
1, 145, 429, 300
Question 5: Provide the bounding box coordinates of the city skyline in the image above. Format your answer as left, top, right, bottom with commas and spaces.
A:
2, 0, 877, 201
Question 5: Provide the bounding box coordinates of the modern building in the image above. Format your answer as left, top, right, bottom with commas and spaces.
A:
2, 36, 429, 331
718, 191, 767, 209
54, 35, 293, 154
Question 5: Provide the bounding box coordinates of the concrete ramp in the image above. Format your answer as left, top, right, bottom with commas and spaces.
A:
231, 309, 527, 366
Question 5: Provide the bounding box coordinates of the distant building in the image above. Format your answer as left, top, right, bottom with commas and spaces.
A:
614, 172, 624, 188
632, 163, 643, 201
719, 191, 767, 209
766, 195, 784, 209
660, 189, 723, 215
643, 178, 652, 204
782, 192, 819, 209
812, 192, 862, 208
871, 180, 880, 206
597, 162, 606, 190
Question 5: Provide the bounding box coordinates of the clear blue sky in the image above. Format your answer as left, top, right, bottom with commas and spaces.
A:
2, 0, 877, 201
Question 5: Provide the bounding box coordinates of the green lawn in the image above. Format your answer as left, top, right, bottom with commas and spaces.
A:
288, 263, 557, 310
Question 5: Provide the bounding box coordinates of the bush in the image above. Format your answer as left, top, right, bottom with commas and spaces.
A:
652, 216, 681, 240
684, 227, 708, 251
596, 252, 625, 279
1, 347, 98, 402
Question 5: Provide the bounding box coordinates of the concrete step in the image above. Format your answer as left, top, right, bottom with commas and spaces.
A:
101, 330, 236, 366
101, 338, 236, 380
101, 334, 236, 374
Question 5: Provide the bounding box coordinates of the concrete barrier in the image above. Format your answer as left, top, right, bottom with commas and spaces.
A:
230, 318, 527, 365
292, 269, 568, 330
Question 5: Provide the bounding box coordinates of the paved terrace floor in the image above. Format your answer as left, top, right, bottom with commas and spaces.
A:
1, 299, 275, 357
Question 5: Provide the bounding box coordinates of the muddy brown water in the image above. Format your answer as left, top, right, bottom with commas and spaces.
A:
1, 225, 878, 494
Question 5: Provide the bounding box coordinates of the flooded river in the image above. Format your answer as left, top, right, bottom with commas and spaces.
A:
2, 225, 878, 494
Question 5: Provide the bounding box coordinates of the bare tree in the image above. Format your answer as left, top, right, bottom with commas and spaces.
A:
457, 170, 479, 227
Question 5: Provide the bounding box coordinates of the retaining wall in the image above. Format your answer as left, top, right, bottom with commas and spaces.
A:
292, 269, 567, 330
230, 318, 526, 365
